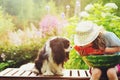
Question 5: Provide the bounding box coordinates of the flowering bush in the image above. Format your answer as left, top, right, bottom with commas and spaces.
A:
64, 2, 120, 69
39, 15, 63, 37
0, 14, 67, 71
0, 24, 47, 71
104, 3, 118, 10
0, 2, 119, 70
0, 7, 14, 45
8, 24, 42, 46
79, 3, 120, 38
0, 42, 41, 71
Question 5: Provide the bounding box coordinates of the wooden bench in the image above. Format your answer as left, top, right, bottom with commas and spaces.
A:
0, 68, 120, 80
0, 68, 90, 80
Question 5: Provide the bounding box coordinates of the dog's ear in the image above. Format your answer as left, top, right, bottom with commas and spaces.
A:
50, 38, 65, 65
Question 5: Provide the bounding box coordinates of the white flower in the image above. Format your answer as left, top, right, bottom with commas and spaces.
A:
79, 11, 89, 17
101, 12, 111, 18
9, 32, 22, 46
66, 5, 70, 9
104, 3, 118, 9
85, 4, 94, 12
1, 53, 6, 61
14, 53, 16, 55
45, 5, 50, 12
76, 1, 80, 7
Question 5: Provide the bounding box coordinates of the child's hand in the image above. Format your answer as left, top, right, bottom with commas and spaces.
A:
105, 47, 120, 54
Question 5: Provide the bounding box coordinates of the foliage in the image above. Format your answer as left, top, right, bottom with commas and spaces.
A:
0, 1, 120, 71
64, 49, 88, 69
64, 2, 120, 69
8, 24, 42, 46
63, 16, 89, 69
80, 3, 120, 38
0, 7, 14, 45
0, 0, 119, 30
0, 41, 41, 69
0, 0, 59, 30
0, 7, 14, 33
0, 25, 49, 71
96, 0, 120, 16
39, 14, 64, 37
33, 0, 48, 20
0, 60, 15, 71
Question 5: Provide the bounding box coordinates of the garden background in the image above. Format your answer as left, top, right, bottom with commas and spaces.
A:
0, 0, 120, 71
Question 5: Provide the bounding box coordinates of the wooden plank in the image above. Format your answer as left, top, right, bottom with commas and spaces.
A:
62, 69, 70, 77
29, 72, 37, 76
0, 68, 13, 76
4, 68, 18, 76
86, 70, 91, 77
20, 71, 32, 76
13, 70, 25, 76
71, 70, 79, 77
79, 70, 87, 77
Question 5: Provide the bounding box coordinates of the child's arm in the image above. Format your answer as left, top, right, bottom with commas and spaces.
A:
103, 32, 120, 54
105, 47, 120, 54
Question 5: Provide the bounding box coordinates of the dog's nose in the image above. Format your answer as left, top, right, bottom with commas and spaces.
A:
70, 46, 73, 50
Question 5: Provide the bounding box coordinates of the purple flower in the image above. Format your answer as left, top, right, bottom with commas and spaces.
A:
39, 15, 62, 36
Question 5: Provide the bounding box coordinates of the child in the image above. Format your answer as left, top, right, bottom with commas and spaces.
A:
74, 21, 120, 80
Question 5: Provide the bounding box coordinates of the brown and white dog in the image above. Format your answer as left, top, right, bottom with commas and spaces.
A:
34, 37, 72, 75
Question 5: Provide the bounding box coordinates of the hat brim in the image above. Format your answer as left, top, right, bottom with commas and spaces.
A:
74, 26, 100, 46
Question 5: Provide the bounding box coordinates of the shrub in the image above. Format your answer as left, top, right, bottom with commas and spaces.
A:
63, 16, 89, 69
80, 3, 120, 37
0, 7, 15, 45
64, 2, 120, 69
0, 39, 42, 71
0, 25, 49, 71
39, 14, 63, 37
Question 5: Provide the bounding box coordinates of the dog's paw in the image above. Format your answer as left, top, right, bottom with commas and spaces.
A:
32, 68, 39, 74
56, 71, 63, 76
43, 71, 54, 75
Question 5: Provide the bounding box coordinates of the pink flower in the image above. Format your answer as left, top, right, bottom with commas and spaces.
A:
39, 15, 61, 36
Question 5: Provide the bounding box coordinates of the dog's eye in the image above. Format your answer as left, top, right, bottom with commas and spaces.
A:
64, 42, 70, 48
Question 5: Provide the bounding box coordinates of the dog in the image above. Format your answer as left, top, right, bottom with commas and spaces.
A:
34, 36, 72, 75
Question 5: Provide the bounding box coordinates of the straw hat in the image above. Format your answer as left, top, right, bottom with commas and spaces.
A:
74, 21, 101, 46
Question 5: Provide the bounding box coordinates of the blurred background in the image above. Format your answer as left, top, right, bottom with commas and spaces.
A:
0, 0, 120, 71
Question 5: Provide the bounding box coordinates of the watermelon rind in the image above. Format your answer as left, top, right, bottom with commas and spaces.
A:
82, 52, 120, 68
